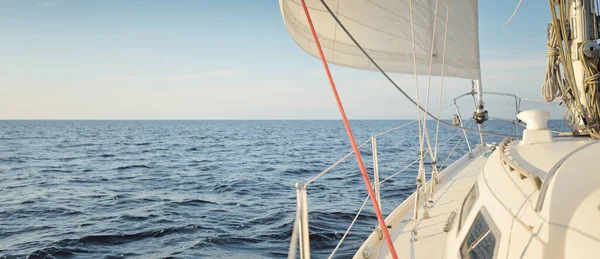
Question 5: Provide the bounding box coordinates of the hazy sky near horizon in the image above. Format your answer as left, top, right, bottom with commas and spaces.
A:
0, 1, 563, 119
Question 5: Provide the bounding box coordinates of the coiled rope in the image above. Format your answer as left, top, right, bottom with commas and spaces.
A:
542, 22, 563, 102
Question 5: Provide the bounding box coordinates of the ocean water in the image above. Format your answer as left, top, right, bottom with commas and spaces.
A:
0, 120, 569, 258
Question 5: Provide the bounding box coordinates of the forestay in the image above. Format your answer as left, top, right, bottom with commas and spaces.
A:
280, 0, 481, 79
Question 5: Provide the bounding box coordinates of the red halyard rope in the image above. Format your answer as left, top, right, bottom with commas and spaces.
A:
298, 1, 398, 258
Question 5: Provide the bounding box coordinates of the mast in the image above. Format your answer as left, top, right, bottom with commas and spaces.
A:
545, 0, 600, 136
569, 0, 598, 131
550, 0, 600, 135
474, 80, 486, 145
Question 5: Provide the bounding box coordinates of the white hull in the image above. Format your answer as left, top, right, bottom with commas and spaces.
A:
355, 145, 488, 259
355, 136, 600, 259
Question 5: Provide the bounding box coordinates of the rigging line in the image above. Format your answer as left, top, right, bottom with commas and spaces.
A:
406, 0, 425, 157
305, 138, 371, 185
328, 196, 370, 259
298, 1, 398, 257
380, 124, 463, 184
408, 0, 424, 155
440, 133, 464, 169
420, 0, 442, 165
380, 158, 420, 184
308, 119, 418, 185
317, 0, 519, 139
409, 0, 430, 205
440, 120, 473, 169
520, 97, 561, 103
374, 120, 418, 137
502, 0, 524, 28
434, 0, 452, 161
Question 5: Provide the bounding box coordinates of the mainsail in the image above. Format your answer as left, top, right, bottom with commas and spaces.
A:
280, 0, 481, 80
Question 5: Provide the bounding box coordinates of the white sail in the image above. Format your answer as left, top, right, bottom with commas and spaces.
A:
280, 0, 481, 80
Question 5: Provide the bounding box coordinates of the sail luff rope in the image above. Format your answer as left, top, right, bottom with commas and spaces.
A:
434, 0, 452, 161
297, 1, 398, 257
316, 0, 517, 139
542, 3, 563, 102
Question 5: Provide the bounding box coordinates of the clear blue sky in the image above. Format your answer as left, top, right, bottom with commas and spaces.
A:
0, 0, 561, 119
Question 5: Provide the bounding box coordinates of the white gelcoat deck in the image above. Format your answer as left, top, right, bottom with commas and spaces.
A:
354, 137, 600, 259
354, 146, 488, 259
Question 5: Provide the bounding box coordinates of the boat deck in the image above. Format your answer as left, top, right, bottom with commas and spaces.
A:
356, 146, 488, 259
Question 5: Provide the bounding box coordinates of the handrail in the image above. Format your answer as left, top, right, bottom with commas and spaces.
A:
289, 120, 467, 258
306, 120, 418, 185
379, 158, 420, 184
454, 91, 522, 137
498, 138, 542, 190
326, 132, 464, 257
305, 138, 372, 186
374, 120, 417, 137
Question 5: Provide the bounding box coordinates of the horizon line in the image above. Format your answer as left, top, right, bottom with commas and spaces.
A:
0, 118, 567, 121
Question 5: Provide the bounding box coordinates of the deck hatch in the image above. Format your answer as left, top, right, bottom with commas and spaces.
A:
458, 183, 479, 232
460, 209, 499, 259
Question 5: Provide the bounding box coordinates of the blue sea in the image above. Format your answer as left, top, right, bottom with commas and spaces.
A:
0, 120, 569, 258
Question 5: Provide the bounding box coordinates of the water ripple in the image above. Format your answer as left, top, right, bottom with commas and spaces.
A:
0, 120, 550, 258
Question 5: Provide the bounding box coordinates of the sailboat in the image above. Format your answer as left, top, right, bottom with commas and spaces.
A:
280, 0, 600, 258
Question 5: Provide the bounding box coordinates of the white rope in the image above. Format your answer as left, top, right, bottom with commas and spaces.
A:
434, 0, 452, 161
408, 0, 430, 221
328, 125, 463, 258
408, 0, 424, 155
520, 97, 561, 103
328, 196, 370, 259
439, 134, 464, 170
298, 119, 467, 259
305, 120, 424, 185
547, 1, 580, 127
374, 120, 417, 137
420, 0, 441, 166
439, 127, 463, 147
440, 121, 474, 169
379, 158, 420, 184
542, 19, 563, 102
305, 138, 371, 185
502, 0, 524, 28
379, 127, 461, 184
